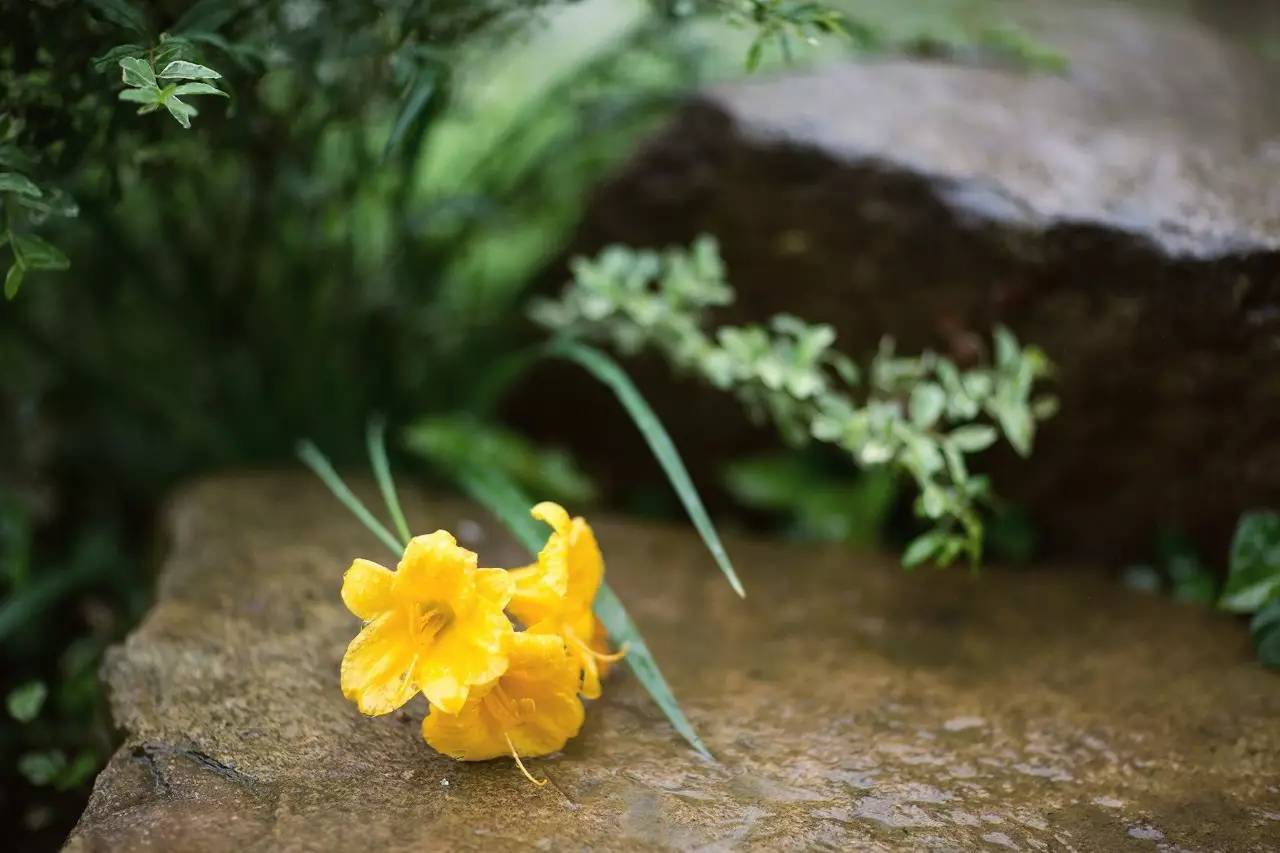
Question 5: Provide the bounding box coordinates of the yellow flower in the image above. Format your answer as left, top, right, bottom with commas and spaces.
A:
421, 631, 585, 783
507, 502, 624, 699
340, 530, 513, 716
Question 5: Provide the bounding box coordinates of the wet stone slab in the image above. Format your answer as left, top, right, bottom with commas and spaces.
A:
69, 474, 1279, 851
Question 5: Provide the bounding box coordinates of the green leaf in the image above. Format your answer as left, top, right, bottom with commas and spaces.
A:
366, 417, 411, 546
949, 425, 998, 453
1220, 511, 1280, 613
6, 681, 47, 723
0, 172, 42, 199
118, 86, 161, 104
11, 234, 69, 272
296, 441, 404, 558
993, 402, 1033, 457
19, 750, 66, 786
909, 383, 945, 428
86, 0, 149, 34
1252, 598, 1280, 668
593, 583, 712, 759
173, 0, 241, 34
57, 750, 102, 791
4, 263, 24, 300
119, 56, 156, 89
902, 530, 945, 568
383, 68, 443, 161
1168, 554, 1217, 605
171, 82, 228, 98
0, 557, 108, 643
550, 340, 745, 598
17, 188, 79, 222
994, 325, 1019, 368
1031, 395, 1060, 421
158, 60, 222, 80
447, 463, 712, 759
92, 44, 146, 73
163, 96, 198, 129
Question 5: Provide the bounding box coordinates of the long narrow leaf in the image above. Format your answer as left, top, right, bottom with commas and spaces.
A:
592, 583, 711, 759
549, 340, 745, 598
366, 416, 412, 545
297, 440, 403, 558
445, 461, 712, 759
0, 559, 106, 643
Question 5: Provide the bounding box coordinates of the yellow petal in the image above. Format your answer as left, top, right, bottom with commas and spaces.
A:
564, 518, 605, 614
421, 632, 584, 761
475, 567, 515, 609
507, 505, 573, 626
530, 501, 572, 537
507, 568, 561, 628
341, 558, 396, 620
420, 690, 504, 760
503, 633, 585, 756
340, 611, 419, 716
416, 597, 512, 713
417, 669, 470, 716
395, 531, 477, 607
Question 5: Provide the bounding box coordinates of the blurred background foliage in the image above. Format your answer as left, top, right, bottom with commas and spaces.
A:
1, 0, 1068, 844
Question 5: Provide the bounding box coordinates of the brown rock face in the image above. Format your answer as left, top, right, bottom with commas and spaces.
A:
69, 475, 1279, 850
516, 0, 1280, 563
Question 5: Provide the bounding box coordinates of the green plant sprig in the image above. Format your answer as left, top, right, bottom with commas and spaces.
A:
532, 235, 1057, 567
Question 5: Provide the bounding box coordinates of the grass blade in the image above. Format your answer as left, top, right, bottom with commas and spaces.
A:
382, 67, 442, 162
297, 440, 404, 558
592, 582, 711, 759
366, 416, 412, 545
442, 460, 712, 759
549, 340, 745, 598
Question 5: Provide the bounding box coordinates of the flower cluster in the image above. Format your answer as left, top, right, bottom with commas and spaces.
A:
338, 501, 623, 783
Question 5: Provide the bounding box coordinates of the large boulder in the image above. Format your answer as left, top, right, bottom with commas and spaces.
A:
68, 475, 1279, 850
516, 0, 1280, 562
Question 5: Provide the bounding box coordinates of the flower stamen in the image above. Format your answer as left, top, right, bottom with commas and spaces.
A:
412, 603, 453, 643
565, 624, 628, 662
505, 733, 547, 787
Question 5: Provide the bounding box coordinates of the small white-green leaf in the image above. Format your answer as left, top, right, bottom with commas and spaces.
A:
119, 56, 155, 88
0, 172, 42, 199
994, 325, 1019, 368
909, 382, 946, 428
158, 60, 221, 80
903, 530, 945, 568
163, 95, 198, 129
1031, 395, 1060, 420
118, 86, 161, 104
949, 425, 998, 453
12, 234, 69, 272
7, 681, 47, 723
171, 81, 227, 98
993, 403, 1033, 457
18, 750, 66, 786
1220, 511, 1280, 613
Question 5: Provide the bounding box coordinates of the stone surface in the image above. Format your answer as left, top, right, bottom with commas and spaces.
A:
514, 0, 1280, 563
69, 474, 1279, 851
